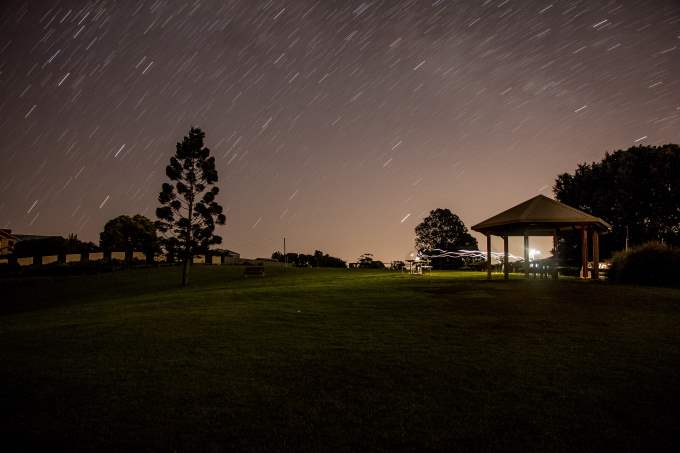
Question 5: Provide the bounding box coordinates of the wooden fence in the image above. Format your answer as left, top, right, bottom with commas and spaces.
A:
1, 252, 241, 266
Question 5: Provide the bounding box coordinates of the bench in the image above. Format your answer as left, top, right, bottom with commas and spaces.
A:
244, 266, 265, 277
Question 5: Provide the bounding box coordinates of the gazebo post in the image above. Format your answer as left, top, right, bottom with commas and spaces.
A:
581, 227, 589, 279
503, 235, 509, 280
523, 234, 530, 278
552, 229, 559, 280
486, 234, 492, 281
592, 230, 600, 280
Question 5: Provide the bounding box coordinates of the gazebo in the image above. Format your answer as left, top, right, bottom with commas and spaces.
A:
471, 195, 611, 280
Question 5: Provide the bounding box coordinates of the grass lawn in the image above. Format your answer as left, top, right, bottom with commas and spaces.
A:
1, 266, 679, 452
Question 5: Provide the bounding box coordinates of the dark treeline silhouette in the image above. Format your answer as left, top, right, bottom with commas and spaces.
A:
554, 144, 680, 265
357, 253, 385, 269
271, 250, 346, 268
12, 233, 99, 258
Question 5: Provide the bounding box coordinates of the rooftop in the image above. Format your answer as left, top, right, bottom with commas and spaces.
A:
471, 195, 611, 236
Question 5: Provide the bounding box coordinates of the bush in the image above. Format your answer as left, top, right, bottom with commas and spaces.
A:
608, 242, 680, 287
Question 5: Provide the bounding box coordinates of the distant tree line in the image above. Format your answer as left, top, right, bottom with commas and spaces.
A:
12, 136, 676, 284
12, 233, 99, 258
356, 253, 385, 269
271, 250, 346, 268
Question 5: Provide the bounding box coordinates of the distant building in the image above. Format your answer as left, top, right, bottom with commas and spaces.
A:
0, 229, 18, 257
210, 248, 241, 264
212, 248, 239, 259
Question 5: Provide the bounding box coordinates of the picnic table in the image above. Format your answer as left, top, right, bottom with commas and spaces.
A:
244, 266, 265, 277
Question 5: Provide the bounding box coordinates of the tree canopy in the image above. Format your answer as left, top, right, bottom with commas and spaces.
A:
415, 208, 478, 253
156, 127, 226, 285
554, 144, 680, 259
357, 252, 385, 269
414, 209, 478, 270
99, 214, 158, 263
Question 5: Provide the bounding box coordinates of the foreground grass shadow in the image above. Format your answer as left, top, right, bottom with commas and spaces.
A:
1, 267, 679, 451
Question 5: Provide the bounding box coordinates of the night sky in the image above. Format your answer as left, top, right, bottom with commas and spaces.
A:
1, 0, 679, 262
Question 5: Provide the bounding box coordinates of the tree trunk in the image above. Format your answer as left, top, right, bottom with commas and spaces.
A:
181, 229, 191, 286
181, 254, 189, 286
182, 186, 195, 287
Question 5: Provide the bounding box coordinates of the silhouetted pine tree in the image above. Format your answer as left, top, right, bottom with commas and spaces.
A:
156, 127, 226, 286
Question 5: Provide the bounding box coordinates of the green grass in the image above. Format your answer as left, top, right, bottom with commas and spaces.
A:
1, 266, 679, 452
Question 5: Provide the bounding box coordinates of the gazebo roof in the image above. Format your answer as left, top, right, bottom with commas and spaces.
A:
471, 195, 611, 236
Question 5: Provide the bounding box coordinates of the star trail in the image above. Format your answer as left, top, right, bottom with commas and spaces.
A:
1, 0, 679, 261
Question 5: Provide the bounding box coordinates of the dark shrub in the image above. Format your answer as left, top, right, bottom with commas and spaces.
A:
608, 242, 680, 287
